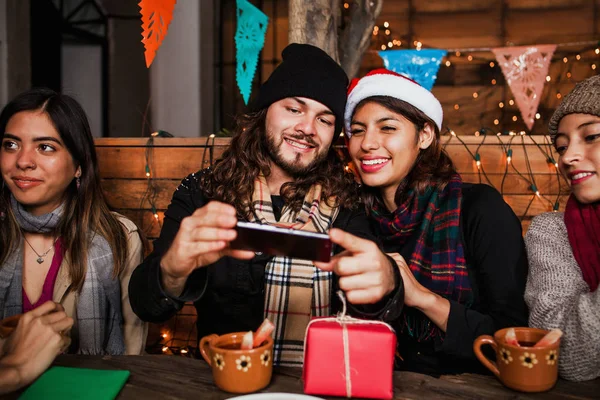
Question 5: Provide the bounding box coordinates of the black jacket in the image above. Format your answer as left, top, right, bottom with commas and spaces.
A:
129, 171, 404, 342
382, 183, 529, 375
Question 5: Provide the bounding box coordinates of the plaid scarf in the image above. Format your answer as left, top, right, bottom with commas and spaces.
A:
248, 175, 338, 367
371, 174, 472, 342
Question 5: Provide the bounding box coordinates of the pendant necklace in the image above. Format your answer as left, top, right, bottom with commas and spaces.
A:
23, 235, 58, 264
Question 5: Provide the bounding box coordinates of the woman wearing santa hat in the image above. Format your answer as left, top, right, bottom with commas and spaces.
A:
344, 69, 529, 375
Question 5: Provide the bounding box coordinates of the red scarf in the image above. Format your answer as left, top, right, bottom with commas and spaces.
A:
564, 195, 600, 292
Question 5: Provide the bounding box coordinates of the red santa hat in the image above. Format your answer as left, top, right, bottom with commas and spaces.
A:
344, 68, 443, 137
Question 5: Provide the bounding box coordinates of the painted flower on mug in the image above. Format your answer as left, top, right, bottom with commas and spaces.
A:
546, 350, 558, 365
214, 353, 225, 371
261, 350, 271, 367
236, 355, 252, 372
500, 348, 513, 364
519, 352, 538, 368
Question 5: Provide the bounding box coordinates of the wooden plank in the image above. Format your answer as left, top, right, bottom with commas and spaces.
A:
413, 0, 497, 13
505, 8, 594, 44
505, 0, 588, 10
97, 147, 228, 179
102, 179, 179, 210
412, 11, 502, 42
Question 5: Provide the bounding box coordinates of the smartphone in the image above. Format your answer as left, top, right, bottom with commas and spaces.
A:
230, 221, 332, 262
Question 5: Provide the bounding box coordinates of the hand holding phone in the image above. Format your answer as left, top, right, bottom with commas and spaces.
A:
230, 221, 332, 262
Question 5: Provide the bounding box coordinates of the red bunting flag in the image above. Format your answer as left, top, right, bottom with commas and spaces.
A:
139, 0, 177, 68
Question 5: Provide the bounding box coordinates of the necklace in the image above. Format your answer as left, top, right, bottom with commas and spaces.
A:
23, 235, 58, 264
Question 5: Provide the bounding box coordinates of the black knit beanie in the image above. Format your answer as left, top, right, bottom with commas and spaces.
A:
251, 43, 349, 134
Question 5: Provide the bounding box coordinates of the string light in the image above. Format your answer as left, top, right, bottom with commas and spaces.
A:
563, 57, 568, 63
489, 61, 495, 68
576, 54, 581, 60
445, 60, 451, 67
385, 29, 391, 35
383, 21, 389, 28
566, 72, 572, 79
455, 51, 461, 57
450, 130, 456, 136
491, 79, 497, 85
548, 157, 559, 169
343, 2, 349, 8
474, 153, 481, 169
512, 116, 518, 122
145, 165, 150, 177
593, 64, 597, 70
557, 93, 562, 99
535, 113, 541, 120
467, 55, 473, 61
473, 92, 479, 98
162, 333, 168, 339
454, 104, 460, 110
499, 102, 504, 108
546, 75, 551, 82
494, 119, 500, 125
474, 131, 480, 137
596, 48, 600, 55
506, 149, 512, 164
531, 184, 541, 197
509, 100, 515, 106
162, 346, 169, 353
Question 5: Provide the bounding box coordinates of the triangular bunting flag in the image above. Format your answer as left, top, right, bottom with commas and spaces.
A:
378, 49, 447, 91
492, 45, 556, 131
235, 0, 269, 104
139, 0, 177, 68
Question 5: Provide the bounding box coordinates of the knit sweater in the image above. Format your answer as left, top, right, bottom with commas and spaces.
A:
524, 212, 600, 382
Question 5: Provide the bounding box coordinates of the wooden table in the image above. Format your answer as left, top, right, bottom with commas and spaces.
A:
9, 354, 600, 399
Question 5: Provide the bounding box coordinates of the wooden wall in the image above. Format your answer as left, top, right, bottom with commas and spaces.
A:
96, 135, 565, 242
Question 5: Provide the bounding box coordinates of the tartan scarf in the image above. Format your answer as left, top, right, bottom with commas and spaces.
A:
371, 174, 472, 342
249, 175, 339, 367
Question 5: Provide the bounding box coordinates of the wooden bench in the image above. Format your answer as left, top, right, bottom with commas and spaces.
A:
95, 135, 565, 352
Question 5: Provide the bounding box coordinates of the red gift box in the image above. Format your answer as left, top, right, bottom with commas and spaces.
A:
303, 316, 396, 399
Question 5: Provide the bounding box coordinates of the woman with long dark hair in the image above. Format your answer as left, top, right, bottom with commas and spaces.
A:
344, 69, 529, 375
0, 88, 146, 355
525, 74, 600, 381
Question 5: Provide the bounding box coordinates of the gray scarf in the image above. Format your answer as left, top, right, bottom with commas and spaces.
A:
0, 196, 125, 355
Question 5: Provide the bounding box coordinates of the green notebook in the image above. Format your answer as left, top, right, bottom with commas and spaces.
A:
19, 366, 130, 400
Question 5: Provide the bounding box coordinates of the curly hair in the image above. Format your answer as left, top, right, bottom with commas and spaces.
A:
353, 96, 457, 211
199, 110, 360, 218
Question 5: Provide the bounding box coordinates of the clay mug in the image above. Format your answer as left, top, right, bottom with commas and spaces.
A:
200, 331, 274, 393
474, 327, 560, 393
0, 314, 21, 338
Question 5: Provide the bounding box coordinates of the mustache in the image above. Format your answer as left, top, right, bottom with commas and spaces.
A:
284, 133, 318, 147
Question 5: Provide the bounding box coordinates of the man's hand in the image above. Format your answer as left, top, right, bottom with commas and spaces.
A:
314, 228, 396, 304
0, 301, 73, 394
160, 201, 255, 296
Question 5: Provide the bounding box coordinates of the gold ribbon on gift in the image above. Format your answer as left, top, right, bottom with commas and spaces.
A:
303, 291, 396, 398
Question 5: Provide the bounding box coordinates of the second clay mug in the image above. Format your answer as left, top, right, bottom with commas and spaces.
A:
473, 327, 560, 393
200, 331, 274, 394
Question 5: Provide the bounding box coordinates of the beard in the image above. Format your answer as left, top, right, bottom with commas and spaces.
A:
264, 130, 329, 176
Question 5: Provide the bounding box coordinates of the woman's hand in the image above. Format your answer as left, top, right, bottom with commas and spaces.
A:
314, 228, 397, 304
388, 253, 451, 331
0, 301, 73, 394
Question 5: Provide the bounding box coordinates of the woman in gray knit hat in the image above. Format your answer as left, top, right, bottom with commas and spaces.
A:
524, 74, 600, 382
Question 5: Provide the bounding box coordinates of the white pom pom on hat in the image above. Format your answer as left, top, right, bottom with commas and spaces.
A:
344, 68, 443, 137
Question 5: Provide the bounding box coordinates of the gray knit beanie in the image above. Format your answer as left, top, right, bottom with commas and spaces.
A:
549, 74, 600, 140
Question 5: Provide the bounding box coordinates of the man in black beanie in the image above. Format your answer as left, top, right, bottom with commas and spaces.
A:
129, 43, 403, 367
